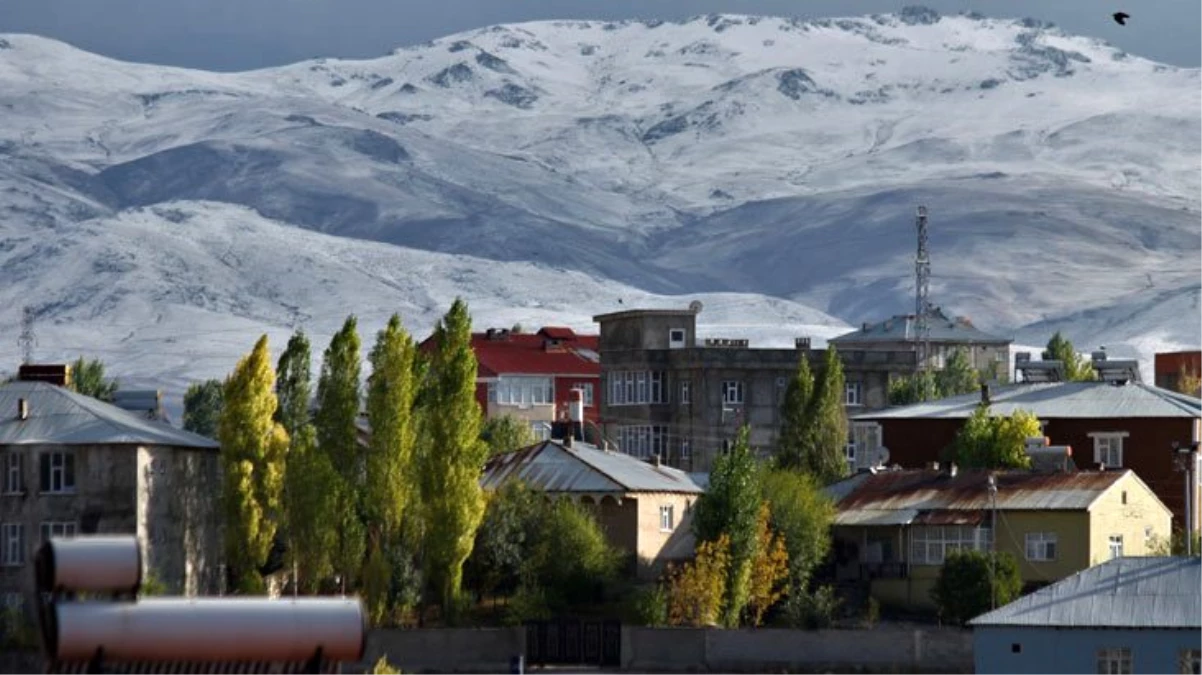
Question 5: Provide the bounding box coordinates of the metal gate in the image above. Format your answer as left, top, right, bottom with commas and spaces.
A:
524, 618, 620, 667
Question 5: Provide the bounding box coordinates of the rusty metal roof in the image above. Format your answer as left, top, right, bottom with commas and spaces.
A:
828, 469, 1132, 524
0, 381, 218, 449
481, 440, 705, 495
971, 556, 1202, 628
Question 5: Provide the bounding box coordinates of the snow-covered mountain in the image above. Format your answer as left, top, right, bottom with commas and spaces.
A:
0, 7, 1198, 413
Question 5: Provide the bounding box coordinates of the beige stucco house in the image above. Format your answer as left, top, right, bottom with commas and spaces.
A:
481, 437, 705, 580
826, 465, 1172, 611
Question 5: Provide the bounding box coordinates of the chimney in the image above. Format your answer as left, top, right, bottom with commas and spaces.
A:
980, 383, 991, 406
563, 429, 574, 449
17, 398, 29, 421
652, 453, 662, 467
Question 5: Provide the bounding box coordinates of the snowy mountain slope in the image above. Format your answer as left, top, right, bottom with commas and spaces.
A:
0, 8, 1199, 410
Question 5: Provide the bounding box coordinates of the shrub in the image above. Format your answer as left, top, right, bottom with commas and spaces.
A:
931, 550, 1022, 625
785, 584, 840, 630
370, 656, 402, 674
631, 584, 668, 627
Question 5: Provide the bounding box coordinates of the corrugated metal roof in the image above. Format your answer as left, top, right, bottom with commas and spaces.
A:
853, 381, 1202, 420
481, 440, 705, 495
827, 469, 1130, 515
970, 556, 1202, 628
834, 508, 919, 527
0, 381, 218, 449
831, 308, 1010, 345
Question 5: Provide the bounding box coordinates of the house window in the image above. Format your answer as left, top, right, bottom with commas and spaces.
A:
616, 425, 669, 460
1025, 532, 1058, 561
669, 329, 686, 349
845, 381, 863, 406
1097, 648, 1132, 674
1, 524, 25, 567
722, 381, 744, 405
659, 505, 675, 531
844, 436, 857, 471
530, 421, 551, 441
680, 380, 691, 405
571, 383, 594, 406
1108, 535, 1124, 559
909, 525, 992, 565
851, 423, 882, 466
39, 451, 76, 494
608, 371, 666, 405
494, 376, 554, 408
1090, 433, 1127, 468
4, 451, 23, 494
1011, 644, 1022, 654
1145, 526, 1155, 550
41, 522, 77, 543
679, 439, 692, 463
1179, 649, 1201, 675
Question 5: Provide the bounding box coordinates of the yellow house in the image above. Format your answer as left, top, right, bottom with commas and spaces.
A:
826, 466, 1172, 611
480, 437, 705, 580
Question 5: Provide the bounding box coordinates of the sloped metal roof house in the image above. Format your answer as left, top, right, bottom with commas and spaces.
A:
970, 556, 1202, 674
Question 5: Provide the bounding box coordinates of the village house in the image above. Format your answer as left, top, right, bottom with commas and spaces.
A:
592, 305, 918, 472
971, 556, 1201, 674
480, 434, 705, 580
420, 325, 601, 441
850, 355, 1202, 536
825, 465, 1172, 612
1156, 350, 1202, 394
0, 369, 223, 619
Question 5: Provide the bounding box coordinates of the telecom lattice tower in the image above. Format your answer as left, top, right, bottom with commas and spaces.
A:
18, 305, 36, 365
913, 206, 932, 370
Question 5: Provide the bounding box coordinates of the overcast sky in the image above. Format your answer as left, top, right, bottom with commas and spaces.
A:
3, 0, 1199, 71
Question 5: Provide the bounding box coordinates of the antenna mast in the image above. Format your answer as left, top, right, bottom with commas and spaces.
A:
18, 305, 36, 365
914, 206, 932, 370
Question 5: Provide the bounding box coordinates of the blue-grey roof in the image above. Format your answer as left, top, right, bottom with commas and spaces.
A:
0, 381, 218, 449
831, 308, 1011, 345
481, 440, 705, 495
853, 381, 1202, 420
971, 556, 1202, 628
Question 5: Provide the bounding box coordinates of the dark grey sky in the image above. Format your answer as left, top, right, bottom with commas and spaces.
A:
4, 0, 1199, 71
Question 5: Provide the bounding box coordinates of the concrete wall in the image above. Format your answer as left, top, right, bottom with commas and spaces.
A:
136, 445, 223, 596
634, 492, 698, 579
364, 627, 525, 673
974, 626, 1202, 674
995, 511, 1090, 584
1087, 472, 1173, 565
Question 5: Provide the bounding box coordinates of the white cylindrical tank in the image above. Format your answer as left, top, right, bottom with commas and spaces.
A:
51, 598, 367, 663
569, 388, 584, 424
36, 536, 141, 595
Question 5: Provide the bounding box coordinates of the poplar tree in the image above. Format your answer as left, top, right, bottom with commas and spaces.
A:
418, 298, 489, 617
315, 316, 365, 592
805, 346, 850, 484
218, 335, 289, 594
275, 330, 313, 436
183, 379, 224, 437
776, 355, 816, 470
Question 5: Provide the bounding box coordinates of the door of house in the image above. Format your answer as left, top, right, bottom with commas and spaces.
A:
524, 618, 620, 667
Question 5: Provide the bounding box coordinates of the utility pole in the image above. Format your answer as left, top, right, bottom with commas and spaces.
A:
913, 206, 932, 371
987, 473, 998, 610
1173, 441, 1199, 555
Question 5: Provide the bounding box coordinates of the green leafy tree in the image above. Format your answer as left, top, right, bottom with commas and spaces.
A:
954, 405, 1039, 469
69, 357, 118, 401
776, 355, 816, 471
218, 335, 289, 594
1042, 331, 1096, 382
523, 498, 620, 610
761, 469, 836, 602
693, 425, 763, 627
805, 347, 849, 484
466, 482, 542, 600
418, 298, 490, 616
888, 369, 940, 406
480, 415, 538, 456
315, 316, 365, 592
275, 331, 313, 436
183, 379, 224, 437
936, 348, 981, 397
931, 550, 1022, 625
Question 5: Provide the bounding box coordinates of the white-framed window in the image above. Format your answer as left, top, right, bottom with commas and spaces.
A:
1, 523, 25, 567
616, 425, 669, 460
493, 376, 554, 408
1097, 648, 1132, 674
659, 505, 675, 531
571, 383, 595, 406
1179, 649, 1201, 675
530, 421, 552, 441
909, 525, 993, 565
679, 439, 692, 463
1089, 432, 1128, 468
40, 521, 77, 543
608, 371, 666, 406
845, 381, 863, 406
39, 451, 76, 494
851, 422, 882, 465
722, 380, 744, 405
844, 437, 857, 471
1025, 532, 1058, 561
1145, 526, 1155, 550
668, 329, 686, 349
680, 380, 691, 405
1109, 535, 1124, 559
4, 450, 23, 494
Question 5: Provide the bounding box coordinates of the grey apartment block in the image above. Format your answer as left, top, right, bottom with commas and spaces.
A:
593, 308, 922, 472
0, 381, 222, 619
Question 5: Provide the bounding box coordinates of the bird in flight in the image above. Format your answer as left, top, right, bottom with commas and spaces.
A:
1112, 12, 1130, 25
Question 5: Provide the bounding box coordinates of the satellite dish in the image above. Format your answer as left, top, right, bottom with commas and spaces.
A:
688, 300, 704, 314
875, 446, 891, 467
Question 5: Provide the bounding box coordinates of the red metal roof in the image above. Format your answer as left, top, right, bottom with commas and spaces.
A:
538, 326, 577, 340
415, 327, 599, 378
835, 469, 1128, 513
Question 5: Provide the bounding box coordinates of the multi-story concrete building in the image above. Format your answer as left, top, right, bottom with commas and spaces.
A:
0, 376, 222, 619
592, 306, 918, 472
829, 307, 1012, 378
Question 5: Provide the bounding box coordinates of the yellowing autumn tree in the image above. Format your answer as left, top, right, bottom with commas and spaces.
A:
218, 335, 289, 594
666, 535, 731, 627
745, 503, 790, 627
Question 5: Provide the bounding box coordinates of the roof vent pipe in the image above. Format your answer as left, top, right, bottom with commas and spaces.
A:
980, 383, 991, 406
17, 399, 28, 421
